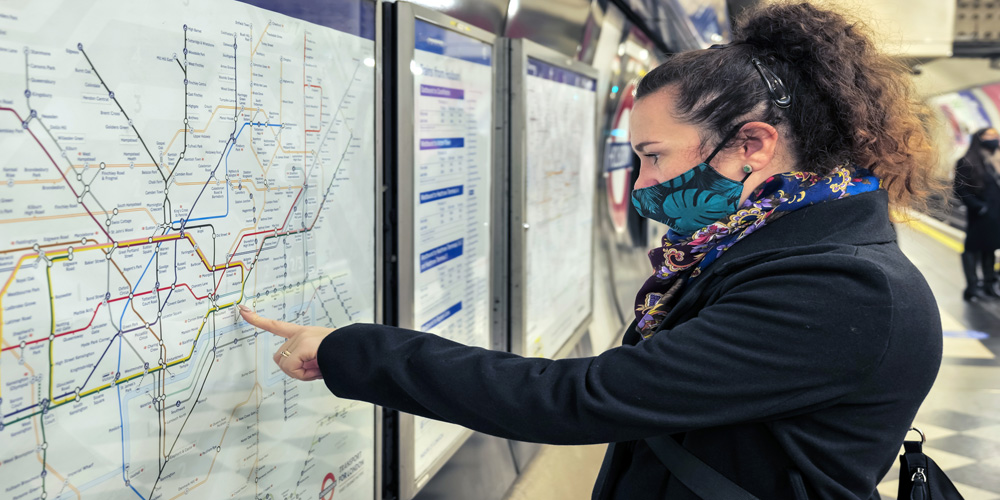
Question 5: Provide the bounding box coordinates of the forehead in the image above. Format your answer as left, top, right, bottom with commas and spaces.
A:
630, 90, 681, 130
629, 89, 700, 145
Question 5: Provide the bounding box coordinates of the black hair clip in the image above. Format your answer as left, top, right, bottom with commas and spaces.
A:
751, 57, 792, 108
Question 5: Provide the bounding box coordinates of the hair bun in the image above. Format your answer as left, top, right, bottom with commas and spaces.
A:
735, 2, 870, 67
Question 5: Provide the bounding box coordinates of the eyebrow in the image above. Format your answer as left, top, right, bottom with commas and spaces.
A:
633, 141, 661, 152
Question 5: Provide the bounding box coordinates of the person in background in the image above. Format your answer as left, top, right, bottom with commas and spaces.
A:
954, 127, 1000, 301
238, 3, 942, 499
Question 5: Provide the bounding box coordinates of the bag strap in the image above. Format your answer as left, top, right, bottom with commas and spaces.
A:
645, 435, 760, 500
592, 443, 618, 500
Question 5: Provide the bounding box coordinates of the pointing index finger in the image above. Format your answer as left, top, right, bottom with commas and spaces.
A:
238, 304, 299, 338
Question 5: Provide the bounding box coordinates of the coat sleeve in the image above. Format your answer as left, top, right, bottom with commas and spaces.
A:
955, 159, 988, 214
316, 252, 895, 445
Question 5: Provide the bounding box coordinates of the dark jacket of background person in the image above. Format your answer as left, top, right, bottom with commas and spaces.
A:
955, 134, 1000, 252
314, 190, 942, 500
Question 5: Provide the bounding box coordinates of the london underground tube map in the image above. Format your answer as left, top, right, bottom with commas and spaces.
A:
0, 1, 378, 498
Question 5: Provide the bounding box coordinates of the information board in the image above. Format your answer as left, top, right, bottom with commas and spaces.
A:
390, 5, 498, 496
511, 41, 598, 359
409, 17, 494, 484
0, 1, 379, 499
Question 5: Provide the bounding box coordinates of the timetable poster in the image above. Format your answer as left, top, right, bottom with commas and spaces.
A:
410, 20, 493, 479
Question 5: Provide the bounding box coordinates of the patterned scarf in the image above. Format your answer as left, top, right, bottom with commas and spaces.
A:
634, 165, 880, 338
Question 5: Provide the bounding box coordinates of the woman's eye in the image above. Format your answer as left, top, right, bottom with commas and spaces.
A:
644, 154, 660, 163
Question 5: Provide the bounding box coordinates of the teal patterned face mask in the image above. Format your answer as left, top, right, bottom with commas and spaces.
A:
631, 126, 751, 235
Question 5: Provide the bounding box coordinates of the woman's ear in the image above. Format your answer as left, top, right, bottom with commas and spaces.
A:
739, 122, 779, 168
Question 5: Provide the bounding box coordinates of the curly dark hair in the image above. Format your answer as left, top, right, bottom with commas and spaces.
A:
635, 1, 938, 214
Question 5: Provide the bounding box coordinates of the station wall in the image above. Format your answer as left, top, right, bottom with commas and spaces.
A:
929, 81, 1000, 178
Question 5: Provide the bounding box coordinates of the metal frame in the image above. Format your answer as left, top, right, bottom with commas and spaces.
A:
392, 3, 501, 499
373, 3, 385, 498
508, 38, 600, 360
491, 38, 511, 353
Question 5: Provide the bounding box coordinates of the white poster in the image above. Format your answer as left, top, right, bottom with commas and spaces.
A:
0, 1, 378, 499
522, 58, 597, 359
409, 19, 493, 480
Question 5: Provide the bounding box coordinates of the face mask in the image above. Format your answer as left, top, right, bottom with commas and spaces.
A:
631, 126, 751, 235
982, 139, 999, 151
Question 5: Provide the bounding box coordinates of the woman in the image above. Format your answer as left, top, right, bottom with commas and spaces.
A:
239, 3, 942, 499
954, 128, 1000, 300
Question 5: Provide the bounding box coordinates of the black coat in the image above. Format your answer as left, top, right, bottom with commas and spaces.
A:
316, 189, 942, 500
954, 157, 1000, 251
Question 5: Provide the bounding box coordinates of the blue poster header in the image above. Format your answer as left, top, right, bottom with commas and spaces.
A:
420, 185, 464, 204
421, 84, 465, 99
415, 19, 492, 66
419, 137, 465, 150
422, 302, 463, 331
419, 238, 465, 273
237, 0, 376, 40
527, 58, 596, 91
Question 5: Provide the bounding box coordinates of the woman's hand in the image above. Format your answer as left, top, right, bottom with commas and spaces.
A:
237, 304, 334, 381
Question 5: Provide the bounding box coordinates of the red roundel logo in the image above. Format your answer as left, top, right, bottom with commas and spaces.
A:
320, 472, 337, 500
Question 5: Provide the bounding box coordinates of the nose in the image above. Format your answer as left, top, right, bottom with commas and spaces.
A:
633, 162, 660, 190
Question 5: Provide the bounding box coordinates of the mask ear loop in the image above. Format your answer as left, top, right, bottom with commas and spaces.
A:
705, 124, 756, 185
704, 124, 747, 165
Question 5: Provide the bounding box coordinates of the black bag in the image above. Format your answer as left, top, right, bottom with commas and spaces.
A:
897, 428, 965, 500
639, 427, 965, 500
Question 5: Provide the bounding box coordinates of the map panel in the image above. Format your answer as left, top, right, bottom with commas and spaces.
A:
522, 58, 597, 359
0, 1, 378, 499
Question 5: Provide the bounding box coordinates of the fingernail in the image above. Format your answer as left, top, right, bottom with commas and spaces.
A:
237, 304, 251, 312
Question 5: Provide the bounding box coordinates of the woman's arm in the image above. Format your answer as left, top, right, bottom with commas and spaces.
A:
241, 251, 908, 445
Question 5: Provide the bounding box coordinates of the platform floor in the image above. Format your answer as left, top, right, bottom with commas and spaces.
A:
504, 220, 1000, 500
